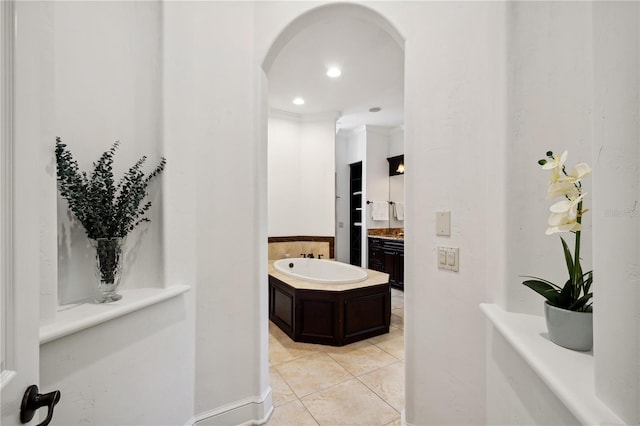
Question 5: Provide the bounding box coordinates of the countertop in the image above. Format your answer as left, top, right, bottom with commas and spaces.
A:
368, 228, 404, 241
368, 234, 404, 241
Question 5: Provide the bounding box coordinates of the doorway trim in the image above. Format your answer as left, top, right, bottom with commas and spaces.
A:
0, 0, 15, 379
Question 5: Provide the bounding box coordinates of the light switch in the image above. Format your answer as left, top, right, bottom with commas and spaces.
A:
446, 250, 455, 266
438, 248, 447, 266
436, 211, 451, 236
450, 248, 460, 272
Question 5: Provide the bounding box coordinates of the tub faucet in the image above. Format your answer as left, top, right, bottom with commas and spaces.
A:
307, 253, 314, 258
300, 253, 307, 258
318, 254, 324, 259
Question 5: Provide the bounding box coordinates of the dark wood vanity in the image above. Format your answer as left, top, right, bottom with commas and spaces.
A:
368, 236, 404, 290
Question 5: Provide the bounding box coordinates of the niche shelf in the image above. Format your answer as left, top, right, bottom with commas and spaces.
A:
480, 303, 623, 426
349, 162, 363, 266
40, 285, 190, 344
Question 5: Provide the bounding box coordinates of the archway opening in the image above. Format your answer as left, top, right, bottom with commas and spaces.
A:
262, 4, 406, 423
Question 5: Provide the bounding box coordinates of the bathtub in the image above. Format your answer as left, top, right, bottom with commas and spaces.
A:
273, 258, 368, 284
269, 259, 389, 346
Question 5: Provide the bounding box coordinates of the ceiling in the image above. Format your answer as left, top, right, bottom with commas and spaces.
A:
267, 16, 404, 131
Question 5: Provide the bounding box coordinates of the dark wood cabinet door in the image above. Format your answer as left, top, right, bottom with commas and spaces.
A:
368, 238, 384, 271
368, 237, 404, 290
383, 250, 397, 285
396, 251, 404, 289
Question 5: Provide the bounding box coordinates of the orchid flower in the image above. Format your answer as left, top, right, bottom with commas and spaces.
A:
541, 150, 568, 184
546, 193, 586, 235
546, 180, 579, 200
561, 162, 592, 183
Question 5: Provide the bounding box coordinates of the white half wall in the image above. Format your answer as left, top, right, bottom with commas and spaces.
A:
486, 326, 580, 425
40, 296, 193, 426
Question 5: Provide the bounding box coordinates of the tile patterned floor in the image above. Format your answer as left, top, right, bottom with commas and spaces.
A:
266, 289, 404, 426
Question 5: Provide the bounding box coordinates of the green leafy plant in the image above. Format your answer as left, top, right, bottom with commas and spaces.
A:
55, 137, 166, 240
522, 150, 593, 312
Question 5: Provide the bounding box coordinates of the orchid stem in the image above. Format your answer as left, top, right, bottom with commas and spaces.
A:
573, 200, 583, 296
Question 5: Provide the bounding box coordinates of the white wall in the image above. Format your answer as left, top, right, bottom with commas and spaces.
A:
490, 2, 640, 425
268, 114, 301, 235
504, 1, 594, 317
163, 2, 271, 424
13, 1, 196, 425
335, 130, 350, 262
53, 1, 166, 306
592, 2, 640, 424
389, 126, 404, 157
393, 2, 504, 422
389, 127, 404, 229
365, 126, 392, 231
268, 111, 336, 237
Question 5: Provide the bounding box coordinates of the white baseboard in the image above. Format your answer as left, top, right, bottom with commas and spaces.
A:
402, 410, 414, 426
191, 387, 273, 426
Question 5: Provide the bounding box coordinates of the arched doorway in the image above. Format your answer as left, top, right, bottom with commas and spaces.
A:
261, 4, 406, 424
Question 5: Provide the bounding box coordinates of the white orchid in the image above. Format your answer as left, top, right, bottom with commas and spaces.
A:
522, 150, 593, 314
562, 162, 591, 183
546, 193, 586, 235
546, 180, 579, 200
541, 150, 568, 184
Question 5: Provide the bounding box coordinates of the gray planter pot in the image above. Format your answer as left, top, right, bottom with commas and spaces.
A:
544, 301, 593, 351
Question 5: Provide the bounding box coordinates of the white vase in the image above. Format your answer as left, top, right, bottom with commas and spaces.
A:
544, 301, 593, 351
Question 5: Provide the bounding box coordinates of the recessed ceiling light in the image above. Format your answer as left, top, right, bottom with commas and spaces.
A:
369, 107, 382, 113
326, 67, 342, 78
292, 97, 305, 105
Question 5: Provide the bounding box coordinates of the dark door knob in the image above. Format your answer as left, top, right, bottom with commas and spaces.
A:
20, 385, 61, 426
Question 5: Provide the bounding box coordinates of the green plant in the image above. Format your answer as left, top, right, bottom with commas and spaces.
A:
55, 137, 166, 240
521, 150, 593, 312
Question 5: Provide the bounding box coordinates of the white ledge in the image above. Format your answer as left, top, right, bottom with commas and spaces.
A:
40, 285, 191, 344
480, 303, 624, 426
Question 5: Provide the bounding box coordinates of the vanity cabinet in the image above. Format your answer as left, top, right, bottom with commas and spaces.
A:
368, 237, 404, 290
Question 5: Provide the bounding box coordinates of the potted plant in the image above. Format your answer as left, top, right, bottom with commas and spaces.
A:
522, 150, 593, 351
55, 137, 166, 303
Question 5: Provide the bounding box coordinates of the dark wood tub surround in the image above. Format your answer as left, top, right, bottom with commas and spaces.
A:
269, 272, 391, 346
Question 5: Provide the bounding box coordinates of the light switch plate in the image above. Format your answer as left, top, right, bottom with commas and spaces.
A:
436, 211, 451, 236
437, 246, 459, 272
